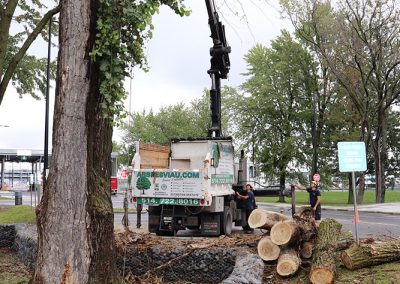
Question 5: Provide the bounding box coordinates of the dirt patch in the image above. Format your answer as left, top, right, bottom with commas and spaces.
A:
0, 247, 31, 284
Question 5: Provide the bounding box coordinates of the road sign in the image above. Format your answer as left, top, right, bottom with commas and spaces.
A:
120, 169, 128, 179
338, 142, 367, 172
313, 173, 320, 182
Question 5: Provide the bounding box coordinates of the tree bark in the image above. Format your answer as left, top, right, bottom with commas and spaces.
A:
32, 0, 115, 282
300, 241, 313, 259
293, 215, 317, 241
309, 218, 342, 284
356, 174, 365, 205
257, 236, 281, 261
270, 220, 301, 246
341, 240, 400, 270
277, 249, 301, 277
248, 209, 288, 230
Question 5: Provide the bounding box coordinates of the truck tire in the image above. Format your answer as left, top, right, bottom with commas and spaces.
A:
220, 208, 233, 236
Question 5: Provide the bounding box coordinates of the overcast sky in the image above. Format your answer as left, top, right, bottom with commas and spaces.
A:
0, 0, 291, 150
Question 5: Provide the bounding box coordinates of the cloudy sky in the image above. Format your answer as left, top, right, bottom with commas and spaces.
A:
0, 0, 291, 150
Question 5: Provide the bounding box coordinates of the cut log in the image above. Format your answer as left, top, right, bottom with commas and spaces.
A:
341, 240, 400, 270
270, 220, 301, 246
277, 249, 301, 277
248, 209, 289, 230
257, 236, 281, 261
294, 206, 314, 219
300, 241, 314, 259
337, 231, 354, 251
300, 231, 353, 260
309, 218, 342, 284
293, 215, 317, 241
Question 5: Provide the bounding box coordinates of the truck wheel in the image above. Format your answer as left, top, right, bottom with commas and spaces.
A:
220, 210, 232, 236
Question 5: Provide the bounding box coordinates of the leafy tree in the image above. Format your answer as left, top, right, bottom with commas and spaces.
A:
0, 1, 60, 104
281, 0, 400, 203
32, 0, 188, 282
118, 90, 230, 159
227, 31, 317, 201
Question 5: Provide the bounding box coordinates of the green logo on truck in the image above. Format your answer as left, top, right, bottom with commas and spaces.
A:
136, 176, 151, 194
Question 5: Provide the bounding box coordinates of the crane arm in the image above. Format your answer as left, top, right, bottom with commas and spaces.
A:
205, 0, 231, 137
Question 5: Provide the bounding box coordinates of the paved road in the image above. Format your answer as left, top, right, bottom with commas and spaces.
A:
2, 192, 399, 238
114, 204, 400, 238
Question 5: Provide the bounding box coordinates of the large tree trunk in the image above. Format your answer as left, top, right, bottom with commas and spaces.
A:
278, 171, 286, 203
374, 106, 386, 203
341, 240, 400, 270
309, 219, 342, 284
356, 174, 365, 205
347, 173, 354, 204
248, 209, 288, 230
32, 0, 115, 283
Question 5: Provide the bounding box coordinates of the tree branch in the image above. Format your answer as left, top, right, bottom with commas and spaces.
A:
0, 4, 60, 105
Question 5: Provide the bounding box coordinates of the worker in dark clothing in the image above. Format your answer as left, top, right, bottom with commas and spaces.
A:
296, 181, 321, 220
236, 184, 256, 233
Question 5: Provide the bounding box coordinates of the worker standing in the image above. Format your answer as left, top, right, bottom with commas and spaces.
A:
236, 184, 256, 233
295, 181, 321, 220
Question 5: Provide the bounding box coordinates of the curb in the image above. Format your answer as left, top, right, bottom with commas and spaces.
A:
257, 202, 400, 215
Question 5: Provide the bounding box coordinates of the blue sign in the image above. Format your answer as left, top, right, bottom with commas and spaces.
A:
338, 142, 367, 172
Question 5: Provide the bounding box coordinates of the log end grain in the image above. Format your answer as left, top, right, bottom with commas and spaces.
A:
248, 209, 268, 229
309, 268, 334, 284
270, 221, 295, 245
276, 249, 301, 277
257, 236, 280, 261
340, 250, 354, 270
300, 241, 314, 259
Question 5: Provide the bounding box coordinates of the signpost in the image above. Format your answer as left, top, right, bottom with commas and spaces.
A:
337, 142, 367, 245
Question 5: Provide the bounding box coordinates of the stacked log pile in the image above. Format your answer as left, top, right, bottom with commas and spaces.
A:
249, 208, 353, 283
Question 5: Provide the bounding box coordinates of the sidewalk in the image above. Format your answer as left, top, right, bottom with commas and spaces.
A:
258, 202, 400, 215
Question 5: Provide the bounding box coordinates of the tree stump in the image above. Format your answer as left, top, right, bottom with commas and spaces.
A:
270, 220, 301, 246
257, 236, 281, 261
341, 240, 400, 270
277, 249, 301, 276
248, 209, 289, 230
309, 218, 342, 284
300, 241, 314, 259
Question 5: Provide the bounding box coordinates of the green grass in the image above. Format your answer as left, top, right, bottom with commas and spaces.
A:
0, 206, 36, 224
256, 191, 400, 206
0, 197, 12, 200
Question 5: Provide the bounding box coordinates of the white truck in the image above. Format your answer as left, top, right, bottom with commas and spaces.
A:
131, 138, 248, 236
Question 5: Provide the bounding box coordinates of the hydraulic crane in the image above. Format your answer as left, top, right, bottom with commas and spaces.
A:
205, 0, 231, 138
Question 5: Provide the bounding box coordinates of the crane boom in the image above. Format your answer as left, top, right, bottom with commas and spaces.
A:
205, 0, 231, 137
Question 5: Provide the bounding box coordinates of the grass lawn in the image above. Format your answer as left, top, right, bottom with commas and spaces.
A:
256, 191, 400, 206
0, 206, 36, 224
0, 197, 12, 201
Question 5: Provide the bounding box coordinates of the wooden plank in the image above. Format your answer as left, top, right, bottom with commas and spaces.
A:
139, 143, 170, 169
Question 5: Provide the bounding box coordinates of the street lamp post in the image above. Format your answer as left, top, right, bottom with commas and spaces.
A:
43, 17, 52, 188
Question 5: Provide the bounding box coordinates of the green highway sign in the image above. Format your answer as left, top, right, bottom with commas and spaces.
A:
338, 142, 367, 172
